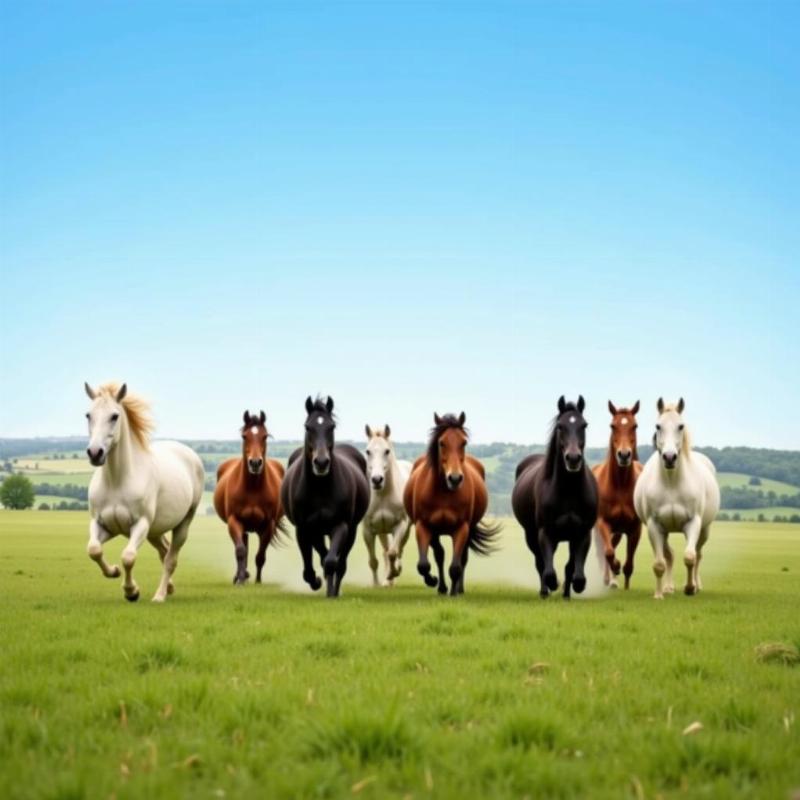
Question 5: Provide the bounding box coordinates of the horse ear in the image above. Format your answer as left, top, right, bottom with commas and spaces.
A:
458, 411, 466, 426
577, 395, 585, 413
434, 412, 442, 425
557, 396, 566, 414
677, 397, 685, 414
365, 424, 372, 438
632, 400, 640, 415
608, 400, 617, 416
326, 396, 334, 413
384, 424, 391, 439
657, 397, 665, 414
116, 383, 127, 402
259, 410, 266, 424
84, 382, 96, 400
305, 396, 314, 414
243, 410, 251, 426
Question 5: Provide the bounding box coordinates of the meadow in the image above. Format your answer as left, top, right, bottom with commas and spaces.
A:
1, 511, 798, 800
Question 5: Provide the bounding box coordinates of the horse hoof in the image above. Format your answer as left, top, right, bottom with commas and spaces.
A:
684, 585, 697, 596
572, 577, 586, 594
108, 566, 121, 579
125, 590, 140, 603
423, 574, 438, 588
539, 589, 549, 599
544, 572, 558, 591
167, 582, 175, 595
311, 577, 322, 591
609, 580, 619, 590
438, 584, 448, 595
653, 593, 664, 600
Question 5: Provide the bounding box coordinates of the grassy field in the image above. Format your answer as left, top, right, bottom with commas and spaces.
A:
716, 472, 800, 496
1, 511, 798, 800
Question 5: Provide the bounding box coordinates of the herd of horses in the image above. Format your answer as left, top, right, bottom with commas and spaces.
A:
83, 382, 720, 603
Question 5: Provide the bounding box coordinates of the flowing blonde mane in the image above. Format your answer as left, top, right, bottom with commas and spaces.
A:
97, 382, 153, 449
662, 403, 692, 454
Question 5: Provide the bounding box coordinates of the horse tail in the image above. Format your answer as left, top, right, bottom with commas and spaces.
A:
271, 516, 292, 547
468, 518, 502, 556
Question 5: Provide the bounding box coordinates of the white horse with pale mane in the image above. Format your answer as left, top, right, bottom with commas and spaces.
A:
362, 425, 413, 586
634, 398, 720, 599
84, 382, 204, 602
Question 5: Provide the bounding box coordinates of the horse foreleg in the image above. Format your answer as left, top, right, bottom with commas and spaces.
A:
149, 534, 173, 595
120, 518, 150, 602
388, 520, 412, 579
363, 524, 380, 587
647, 519, 668, 600
682, 516, 702, 596
623, 524, 642, 590
539, 529, 559, 592
570, 532, 590, 595
595, 518, 619, 582
377, 532, 392, 586
448, 522, 470, 597
457, 546, 469, 595
254, 524, 271, 584
153, 514, 191, 602
87, 519, 120, 579
227, 516, 248, 585
415, 521, 438, 588
298, 528, 322, 591
431, 536, 447, 595
324, 522, 349, 598
333, 526, 357, 597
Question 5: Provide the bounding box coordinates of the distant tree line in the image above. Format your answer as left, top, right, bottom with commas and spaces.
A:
33, 483, 89, 501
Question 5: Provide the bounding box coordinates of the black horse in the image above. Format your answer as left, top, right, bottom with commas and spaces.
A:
511, 396, 598, 599
281, 396, 370, 598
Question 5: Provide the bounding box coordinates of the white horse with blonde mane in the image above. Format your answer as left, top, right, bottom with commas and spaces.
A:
84, 382, 204, 602
362, 425, 413, 586
634, 398, 720, 599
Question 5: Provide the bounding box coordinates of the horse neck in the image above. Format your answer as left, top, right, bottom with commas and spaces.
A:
103, 415, 142, 486
385, 454, 401, 490
544, 431, 559, 479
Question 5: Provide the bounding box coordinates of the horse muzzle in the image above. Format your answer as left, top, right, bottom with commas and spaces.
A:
616, 450, 633, 467
564, 453, 583, 472
371, 475, 385, 490
87, 447, 106, 467
662, 452, 678, 470
247, 458, 264, 475
312, 456, 331, 476
446, 473, 464, 491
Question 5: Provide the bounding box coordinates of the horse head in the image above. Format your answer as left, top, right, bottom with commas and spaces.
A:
365, 424, 393, 490
304, 395, 335, 476
655, 397, 687, 470
608, 400, 640, 468
555, 395, 588, 473
241, 410, 268, 475
84, 381, 129, 466
429, 411, 468, 491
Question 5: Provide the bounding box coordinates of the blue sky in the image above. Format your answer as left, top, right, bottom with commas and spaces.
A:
1, 2, 798, 448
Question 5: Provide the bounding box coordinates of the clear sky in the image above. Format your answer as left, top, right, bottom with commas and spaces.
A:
1, 2, 798, 448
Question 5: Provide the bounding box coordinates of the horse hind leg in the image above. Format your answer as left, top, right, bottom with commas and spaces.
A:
526, 528, 549, 598
254, 526, 271, 584
377, 532, 393, 587
363, 526, 380, 587
623, 525, 642, 590
153, 514, 191, 603
388, 520, 411, 580
149, 534, 173, 594
570, 534, 590, 595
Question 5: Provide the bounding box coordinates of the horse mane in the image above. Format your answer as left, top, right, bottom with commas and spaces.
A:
97, 382, 153, 450
544, 401, 580, 479
307, 396, 336, 423
426, 414, 468, 469
662, 402, 693, 455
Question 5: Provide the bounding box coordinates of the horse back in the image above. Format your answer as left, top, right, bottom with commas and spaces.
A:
335, 443, 367, 476
466, 455, 485, 481
216, 457, 238, 482
515, 453, 543, 481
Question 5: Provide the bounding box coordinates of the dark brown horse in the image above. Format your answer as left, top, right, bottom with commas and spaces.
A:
592, 401, 643, 589
214, 410, 285, 584
403, 412, 500, 595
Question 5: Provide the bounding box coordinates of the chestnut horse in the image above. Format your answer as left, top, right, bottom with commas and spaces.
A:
403, 412, 500, 596
214, 410, 285, 585
592, 401, 643, 589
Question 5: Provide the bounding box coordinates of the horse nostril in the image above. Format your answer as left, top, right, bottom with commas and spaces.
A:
371, 476, 383, 487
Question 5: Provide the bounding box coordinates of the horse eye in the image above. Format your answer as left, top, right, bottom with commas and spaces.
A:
656, 424, 661, 431
678, 424, 685, 431
384, 449, 390, 456
366, 450, 371, 456
85, 413, 90, 420
110, 413, 119, 422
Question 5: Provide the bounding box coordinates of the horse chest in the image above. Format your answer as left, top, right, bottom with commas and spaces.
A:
368, 506, 400, 533
98, 504, 135, 537
429, 507, 461, 531
239, 505, 267, 527
654, 501, 692, 531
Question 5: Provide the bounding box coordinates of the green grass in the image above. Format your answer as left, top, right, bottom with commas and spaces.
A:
717, 472, 800, 496
0, 512, 798, 799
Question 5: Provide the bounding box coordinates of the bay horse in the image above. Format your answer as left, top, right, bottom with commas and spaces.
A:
362, 424, 413, 586
280, 396, 370, 597
403, 412, 500, 596
84, 382, 204, 602
512, 396, 598, 599
634, 398, 720, 599
592, 400, 643, 589
213, 410, 286, 585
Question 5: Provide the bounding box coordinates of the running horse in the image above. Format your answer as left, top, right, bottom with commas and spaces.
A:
512, 396, 598, 599
592, 401, 643, 589
403, 412, 500, 595
214, 410, 286, 585
281, 396, 370, 597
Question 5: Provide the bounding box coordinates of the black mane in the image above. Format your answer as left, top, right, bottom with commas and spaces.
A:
426, 414, 468, 468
